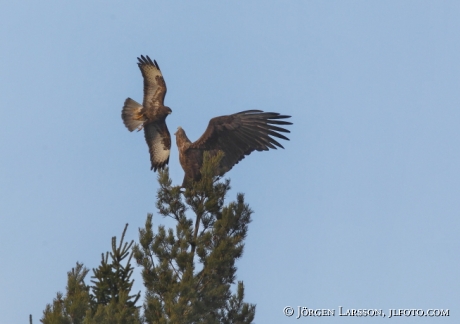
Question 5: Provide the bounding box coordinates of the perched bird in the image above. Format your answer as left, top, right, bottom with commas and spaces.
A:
175, 110, 292, 187
121, 55, 172, 171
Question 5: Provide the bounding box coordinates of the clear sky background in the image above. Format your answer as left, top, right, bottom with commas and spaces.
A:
1, 1, 459, 323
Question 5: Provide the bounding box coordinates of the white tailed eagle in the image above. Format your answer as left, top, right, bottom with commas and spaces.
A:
121, 55, 172, 171
175, 110, 292, 187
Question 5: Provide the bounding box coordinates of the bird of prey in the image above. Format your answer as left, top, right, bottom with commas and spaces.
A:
175, 110, 292, 187
121, 55, 172, 171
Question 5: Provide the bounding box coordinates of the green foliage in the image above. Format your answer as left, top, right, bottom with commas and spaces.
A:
85, 223, 142, 324
219, 282, 255, 324
41, 263, 91, 324
83, 289, 141, 324
133, 152, 256, 323
89, 224, 141, 312
41, 152, 256, 323
41, 226, 141, 324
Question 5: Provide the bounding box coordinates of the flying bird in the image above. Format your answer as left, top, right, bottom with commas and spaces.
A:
175, 110, 292, 187
121, 55, 172, 171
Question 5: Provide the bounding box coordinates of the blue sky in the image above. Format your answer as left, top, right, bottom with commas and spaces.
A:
1, 1, 459, 323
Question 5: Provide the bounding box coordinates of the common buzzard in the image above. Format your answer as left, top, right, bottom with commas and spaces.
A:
121, 55, 172, 171
175, 110, 292, 187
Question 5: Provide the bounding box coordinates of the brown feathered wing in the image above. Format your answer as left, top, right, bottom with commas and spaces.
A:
186, 109, 292, 180
137, 55, 167, 110
144, 121, 171, 171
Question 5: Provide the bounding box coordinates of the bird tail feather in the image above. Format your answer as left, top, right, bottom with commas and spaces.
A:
122, 98, 144, 131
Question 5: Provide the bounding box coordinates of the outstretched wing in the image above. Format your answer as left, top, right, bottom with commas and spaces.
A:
190, 110, 292, 174
137, 55, 167, 112
144, 121, 171, 171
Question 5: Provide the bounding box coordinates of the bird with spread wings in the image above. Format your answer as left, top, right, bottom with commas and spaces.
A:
121, 55, 172, 171
122, 55, 292, 186
175, 110, 292, 187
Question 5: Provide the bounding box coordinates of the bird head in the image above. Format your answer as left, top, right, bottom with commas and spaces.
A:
174, 127, 191, 148
174, 126, 184, 136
